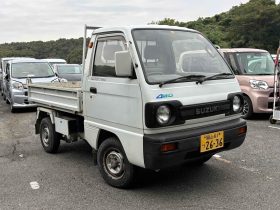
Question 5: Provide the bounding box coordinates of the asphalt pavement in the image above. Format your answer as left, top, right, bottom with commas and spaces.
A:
0, 98, 280, 210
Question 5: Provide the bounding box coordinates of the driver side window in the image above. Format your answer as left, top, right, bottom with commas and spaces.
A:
92, 36, 126, 77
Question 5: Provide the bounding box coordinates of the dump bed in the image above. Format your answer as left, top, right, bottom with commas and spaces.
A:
28, 82, 83, 113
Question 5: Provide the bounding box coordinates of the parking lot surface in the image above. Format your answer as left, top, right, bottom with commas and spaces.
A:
0, 98, 280, 210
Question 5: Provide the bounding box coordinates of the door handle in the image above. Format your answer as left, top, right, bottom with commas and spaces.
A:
90, 87, 97, 94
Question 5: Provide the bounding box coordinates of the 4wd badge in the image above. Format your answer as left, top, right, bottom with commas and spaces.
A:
156, 93, 174, 99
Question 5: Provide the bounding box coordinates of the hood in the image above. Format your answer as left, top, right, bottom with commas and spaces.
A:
12, 76, 58, 85
58, 73, 82, 81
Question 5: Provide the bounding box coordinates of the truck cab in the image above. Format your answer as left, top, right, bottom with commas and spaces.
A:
30, 25, 247, 188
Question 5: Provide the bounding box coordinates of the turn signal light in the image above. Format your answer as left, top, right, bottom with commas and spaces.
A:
88, 42, 93, 48
238, 126, 247, 135
161, 143, 177, 152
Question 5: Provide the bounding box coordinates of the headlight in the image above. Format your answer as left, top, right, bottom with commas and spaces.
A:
233, 95, 241, 112
12, 82, 24, 90
156, 105, 171, 125
249, 80, 269, 90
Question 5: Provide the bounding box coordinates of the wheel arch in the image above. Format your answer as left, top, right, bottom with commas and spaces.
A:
35, 108, 57, 134
96, 129, 119, 149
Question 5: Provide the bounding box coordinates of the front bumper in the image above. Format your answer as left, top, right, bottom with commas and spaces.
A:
248, 88, 274, 113
12, 89, 37, 108
143, 118, 246, 170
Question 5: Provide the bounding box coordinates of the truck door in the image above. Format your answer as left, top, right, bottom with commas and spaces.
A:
83, 33, 143, 140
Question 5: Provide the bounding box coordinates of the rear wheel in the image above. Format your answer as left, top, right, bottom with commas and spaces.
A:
97, 137, 135, 188
39, 117, 61, 153
242, 96, 253, 119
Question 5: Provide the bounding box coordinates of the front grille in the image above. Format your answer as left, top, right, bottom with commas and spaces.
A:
180, 100, 231, 120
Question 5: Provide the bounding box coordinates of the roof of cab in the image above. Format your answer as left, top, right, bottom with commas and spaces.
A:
11, 59, 50, 64
220, 48, 268, 53
42, 58, 67, 62
93, 25, 197, 34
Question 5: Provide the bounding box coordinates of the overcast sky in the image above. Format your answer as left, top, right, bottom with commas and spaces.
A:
0, 0, 272, 43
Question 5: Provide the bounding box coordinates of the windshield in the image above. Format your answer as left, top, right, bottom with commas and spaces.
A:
11, 62, 55, 78
233, 52, 274, 75
57, 65, 81, 74
132, 29, 232, 84
49, 62, 66, 68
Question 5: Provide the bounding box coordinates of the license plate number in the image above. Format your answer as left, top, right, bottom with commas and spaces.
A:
200, 131, 224, 153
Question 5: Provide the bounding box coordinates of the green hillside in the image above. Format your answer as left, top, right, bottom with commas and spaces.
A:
155, 0, 280, 52
0, 0, 279, 62
0, 38, 84, 64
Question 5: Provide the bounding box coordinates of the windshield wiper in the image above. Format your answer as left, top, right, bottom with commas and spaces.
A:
196, 73, 234, 84
159, 74, 206, 88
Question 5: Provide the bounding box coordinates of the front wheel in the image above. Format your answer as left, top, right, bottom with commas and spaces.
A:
242, 96, 253, 119
10, 101, 16, 113
97, 137, 135, 188
39, 117, 61, 153
269, 115, 277, 124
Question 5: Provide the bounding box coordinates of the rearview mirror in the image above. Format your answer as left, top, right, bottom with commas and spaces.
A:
115, 51, 132, 77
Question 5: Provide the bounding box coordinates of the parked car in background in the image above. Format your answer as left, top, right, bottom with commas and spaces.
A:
1, 57, 35, 98
53, 64, 82, 81
220, 48, 275, 118
42, 58, 67, 68
0, 66, 2, 93
4, 59, 58, 112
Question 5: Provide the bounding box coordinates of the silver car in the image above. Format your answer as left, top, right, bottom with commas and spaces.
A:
4, 59, 59, 112
1, 57, 35, 98
53, 64, 82, 81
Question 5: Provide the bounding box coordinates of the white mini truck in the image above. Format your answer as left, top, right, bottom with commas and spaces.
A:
28, 25, 247, 188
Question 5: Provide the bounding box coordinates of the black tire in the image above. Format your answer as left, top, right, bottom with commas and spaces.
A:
39, 117, 61, 153
269, 115, 277, 124
97, 137, 135, 188
242, 95, 253, 119
10, 101, 16, 113
186, 155, 213, 166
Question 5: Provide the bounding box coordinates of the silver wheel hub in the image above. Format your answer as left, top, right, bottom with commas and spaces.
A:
42, 127, 50, 147
105, 151, 124, 177
243, 100, 249, 116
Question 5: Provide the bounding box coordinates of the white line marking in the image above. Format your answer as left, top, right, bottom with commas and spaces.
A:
30, 181, 40, 190
268, 126, 280, 130
214, 155, 231, 164
239, 166, 258, 173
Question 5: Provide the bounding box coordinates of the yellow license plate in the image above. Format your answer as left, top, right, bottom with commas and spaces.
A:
200, 131, 224, 153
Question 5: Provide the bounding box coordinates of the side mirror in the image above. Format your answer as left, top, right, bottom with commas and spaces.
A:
115, 51, 132, 77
